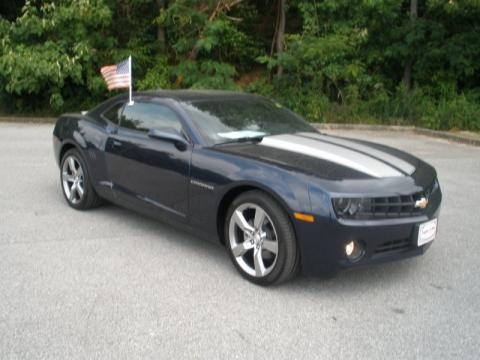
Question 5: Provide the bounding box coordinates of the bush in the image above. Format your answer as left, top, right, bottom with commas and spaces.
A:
0, 0, 479, 132
421, 94, 480, 131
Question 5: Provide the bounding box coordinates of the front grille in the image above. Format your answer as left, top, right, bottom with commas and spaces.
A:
334, 180, 438, 220
366, 180, 437, 219
374, 238, 411, 254
364, 193, 425, 218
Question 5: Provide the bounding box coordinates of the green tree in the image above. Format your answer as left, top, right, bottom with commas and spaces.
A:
0, 0, 113, 111
0, 0, 478, 130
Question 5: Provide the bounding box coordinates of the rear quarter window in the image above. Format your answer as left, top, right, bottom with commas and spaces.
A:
102, 102, 124, 124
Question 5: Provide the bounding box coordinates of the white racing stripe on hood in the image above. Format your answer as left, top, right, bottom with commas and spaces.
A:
299, 132, 416, 175
260, 134, 403, 178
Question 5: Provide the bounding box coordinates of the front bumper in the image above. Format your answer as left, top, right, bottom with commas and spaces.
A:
296, 184, 442, 277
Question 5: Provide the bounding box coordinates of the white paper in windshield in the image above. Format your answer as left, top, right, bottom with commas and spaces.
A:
217, 130, 267, 139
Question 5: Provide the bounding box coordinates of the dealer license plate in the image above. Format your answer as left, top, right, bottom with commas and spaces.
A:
418, 219, 437, 246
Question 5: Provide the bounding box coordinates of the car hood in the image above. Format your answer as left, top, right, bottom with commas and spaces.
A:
214, 132, 421, 180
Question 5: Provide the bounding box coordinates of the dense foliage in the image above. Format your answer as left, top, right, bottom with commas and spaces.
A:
1, 0, 479, 130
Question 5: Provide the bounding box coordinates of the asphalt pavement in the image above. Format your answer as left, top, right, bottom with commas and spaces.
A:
0, 123, 479, 359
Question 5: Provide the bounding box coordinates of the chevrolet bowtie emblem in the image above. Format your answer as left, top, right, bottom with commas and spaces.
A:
415, 197, 429, 209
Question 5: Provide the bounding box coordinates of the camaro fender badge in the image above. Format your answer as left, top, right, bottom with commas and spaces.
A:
415, 197, 429, 209
190, 179, 214, 191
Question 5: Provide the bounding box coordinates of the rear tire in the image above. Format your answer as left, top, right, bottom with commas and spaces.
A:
225, 190, 299, 286
60, 148, 102, 210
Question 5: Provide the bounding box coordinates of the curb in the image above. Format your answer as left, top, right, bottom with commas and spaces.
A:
0, 116, 56, 123
313, 123, 480, 147
314, 123, 416, 132
412, 127, 480, 147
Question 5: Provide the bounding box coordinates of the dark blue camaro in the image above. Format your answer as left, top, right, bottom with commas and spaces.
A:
53, 90, 442, 285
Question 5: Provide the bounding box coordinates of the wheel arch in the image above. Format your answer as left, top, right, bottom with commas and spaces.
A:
58, 140, 91, 177
216, 183, 296, 246
59, 141, 78, 164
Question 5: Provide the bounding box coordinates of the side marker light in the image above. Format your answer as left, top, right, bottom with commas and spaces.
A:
294, 212, 315, 223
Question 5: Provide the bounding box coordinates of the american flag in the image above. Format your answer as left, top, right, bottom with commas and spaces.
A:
100, 57, 131, 91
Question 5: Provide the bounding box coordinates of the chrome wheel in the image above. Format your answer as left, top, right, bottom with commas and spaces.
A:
62, 155, 85, 205
228, 203, 279, 277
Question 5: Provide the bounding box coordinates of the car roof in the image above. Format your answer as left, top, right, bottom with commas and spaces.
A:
89, 89, 264, 119
136, 89, 260, 102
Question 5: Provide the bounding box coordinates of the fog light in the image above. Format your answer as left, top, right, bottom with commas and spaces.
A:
344, 240, 364, 261
345, 241, 355, 256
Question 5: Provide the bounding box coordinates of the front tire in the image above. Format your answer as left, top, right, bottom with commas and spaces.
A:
225, 190, 299, 286
60, 149, 102, 210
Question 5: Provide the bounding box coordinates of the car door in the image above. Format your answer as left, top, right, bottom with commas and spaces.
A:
105, 99, 191, 220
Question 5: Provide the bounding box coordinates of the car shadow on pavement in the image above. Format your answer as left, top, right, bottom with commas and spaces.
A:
283, 259, 421, 293
83, 200, 423, 294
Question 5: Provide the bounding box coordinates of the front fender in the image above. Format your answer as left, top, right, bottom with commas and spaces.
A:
189, 147, 312, 241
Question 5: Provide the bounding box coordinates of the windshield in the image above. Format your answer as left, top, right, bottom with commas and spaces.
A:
180, 98, 316, 144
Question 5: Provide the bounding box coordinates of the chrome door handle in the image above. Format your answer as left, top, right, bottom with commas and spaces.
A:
112, 140, 123, 147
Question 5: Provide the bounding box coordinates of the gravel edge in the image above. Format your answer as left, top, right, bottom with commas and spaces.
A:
313, 123, 480, 147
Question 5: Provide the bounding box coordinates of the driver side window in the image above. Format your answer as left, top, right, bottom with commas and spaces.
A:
120, 102, 183, 134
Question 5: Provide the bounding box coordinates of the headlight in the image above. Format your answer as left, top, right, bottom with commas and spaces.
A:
332, 197, 372, 218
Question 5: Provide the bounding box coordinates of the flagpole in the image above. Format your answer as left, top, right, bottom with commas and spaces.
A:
128, 55, 134, 106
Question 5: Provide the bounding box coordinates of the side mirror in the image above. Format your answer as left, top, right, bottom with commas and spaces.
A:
148, 128, 189, 151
